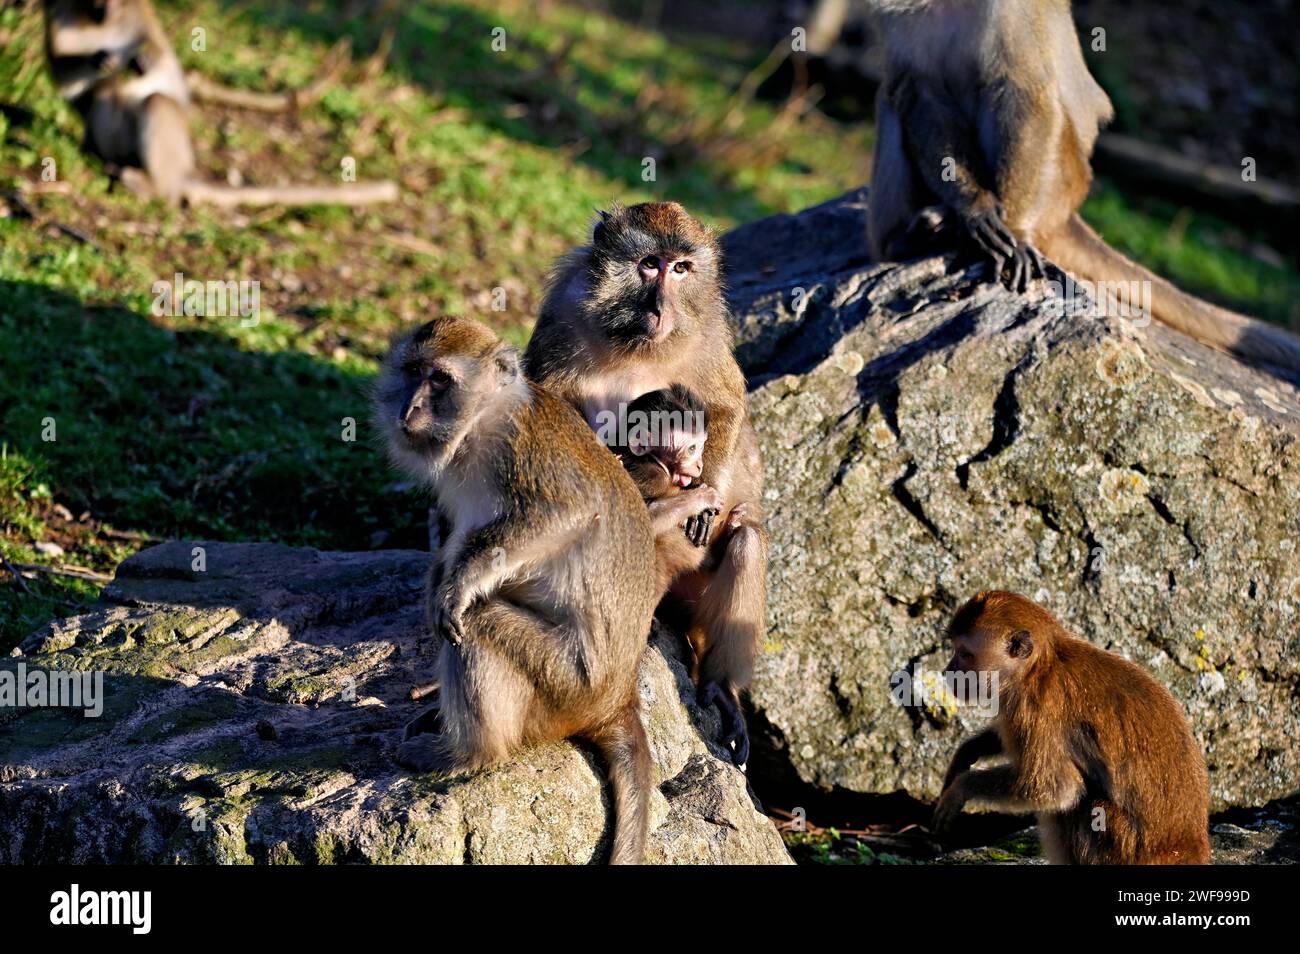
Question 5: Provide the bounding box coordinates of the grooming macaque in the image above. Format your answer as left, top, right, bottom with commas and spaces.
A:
43, 0, 397, 208
376, 315, 658, 864
933, 591, 1211, 865
866, 0, 1300, 373
525, 201, 768, 765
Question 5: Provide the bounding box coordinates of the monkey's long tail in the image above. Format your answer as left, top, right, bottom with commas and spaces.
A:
1040, 213, 1300, 376
588, 701, 651, 865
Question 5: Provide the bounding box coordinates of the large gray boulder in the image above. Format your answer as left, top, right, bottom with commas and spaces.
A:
0, 542, 791, 864
726, 188, 1300, 811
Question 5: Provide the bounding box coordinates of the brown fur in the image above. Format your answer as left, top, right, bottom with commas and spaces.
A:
866, 0, 1300, 374
934, 591, 1212, 865
375, 315, 658, 864
524, 202, 768, 763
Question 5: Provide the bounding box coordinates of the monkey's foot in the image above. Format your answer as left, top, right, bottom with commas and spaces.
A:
395, 734, 457, 774
722, 502, 753, 534
402, 704, 443, 741
961, 203, 1016, 277
699, 681, 750, 768
1003, 242, 1045, 294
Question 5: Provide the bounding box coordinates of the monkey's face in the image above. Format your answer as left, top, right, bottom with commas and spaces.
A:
628, 426, 705, 489
584, 202, 721, 351
375, 317, 522, 478
945, 628, 1033, 704
622, 386, 708, 490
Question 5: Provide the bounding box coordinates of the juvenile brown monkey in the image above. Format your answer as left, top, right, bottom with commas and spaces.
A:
375, 315, 659, 865
43, 0, 397, 207
525, 202, 768, 765
933, 591, 1211, 865
866, 0, 1300, 374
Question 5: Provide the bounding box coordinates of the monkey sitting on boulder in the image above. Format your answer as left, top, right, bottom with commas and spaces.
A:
374, 315, 659, 864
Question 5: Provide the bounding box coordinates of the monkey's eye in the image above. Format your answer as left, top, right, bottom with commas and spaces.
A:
639, 255, 660, 272
673, 261, 691, 274
426, 368, 454, 391
402, 361, 422, 378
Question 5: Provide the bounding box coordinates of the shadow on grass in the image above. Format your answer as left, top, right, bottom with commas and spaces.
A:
0, 279, 428, 646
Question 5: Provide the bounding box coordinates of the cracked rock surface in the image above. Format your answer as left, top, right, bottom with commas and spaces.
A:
0, 542, 791, 864
726, 188, 1300, 811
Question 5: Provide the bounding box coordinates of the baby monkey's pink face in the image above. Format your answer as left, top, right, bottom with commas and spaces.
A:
630, 423, 706, 489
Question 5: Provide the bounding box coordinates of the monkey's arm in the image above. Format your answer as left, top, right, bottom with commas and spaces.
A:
888, 75, 1018, 273
980, 81, 1063, 290
932, 764, 1025, 832
940, 728, 1004, 790
429, 510, 589, 643
48, 22, 140, 58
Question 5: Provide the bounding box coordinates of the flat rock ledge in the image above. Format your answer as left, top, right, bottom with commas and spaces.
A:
0, 542, 792, 865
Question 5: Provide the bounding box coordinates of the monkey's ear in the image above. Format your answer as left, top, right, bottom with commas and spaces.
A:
493, 344, 521, 384
1008, 629, 1034, 659
592, 208, 612, 244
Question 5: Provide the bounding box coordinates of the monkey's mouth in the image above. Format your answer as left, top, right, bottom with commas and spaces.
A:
398, 421, 449, 451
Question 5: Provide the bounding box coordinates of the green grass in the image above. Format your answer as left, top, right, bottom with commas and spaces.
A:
1, 0, 1297, 649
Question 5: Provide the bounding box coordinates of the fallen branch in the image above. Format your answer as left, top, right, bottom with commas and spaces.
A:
409, 680, 440, 701
6, 561, 113, 585
0, 553, 35, 596
1093, 131, 1300, 234
187, 39, 352, 112
182, 179, 399, 209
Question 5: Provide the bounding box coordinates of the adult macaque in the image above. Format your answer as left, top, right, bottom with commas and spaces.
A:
866, 0, 1300, 373
525, 202, 768, 765
375, 315, 658, 864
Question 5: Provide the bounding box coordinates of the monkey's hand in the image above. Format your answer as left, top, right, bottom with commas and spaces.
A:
931, 780, 968, 837
396, 734, 457, 774
429, 581, 469, 645
403, 704, 443, 740
680, 484, 725, 548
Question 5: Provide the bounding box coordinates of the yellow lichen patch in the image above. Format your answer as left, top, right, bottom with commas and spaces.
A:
831, 349, 865, 376
1098, 468, 1150, 513
865, 404, 897, 449
1094, 336, 1149, 388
